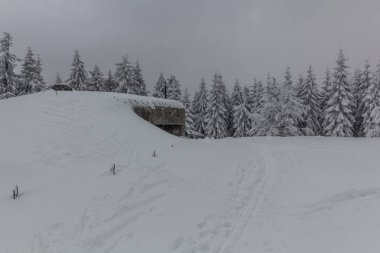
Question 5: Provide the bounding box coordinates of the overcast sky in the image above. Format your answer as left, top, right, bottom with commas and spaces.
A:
1, 0, 380, 93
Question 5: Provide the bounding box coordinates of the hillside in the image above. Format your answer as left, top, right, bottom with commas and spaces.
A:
1, 91, 380, 253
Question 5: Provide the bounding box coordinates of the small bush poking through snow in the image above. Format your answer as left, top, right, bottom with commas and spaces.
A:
110, 163, 116, 175
12, 185, 19, 199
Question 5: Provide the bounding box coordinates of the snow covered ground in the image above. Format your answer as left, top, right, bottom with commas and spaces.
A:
1, 91, 380, 253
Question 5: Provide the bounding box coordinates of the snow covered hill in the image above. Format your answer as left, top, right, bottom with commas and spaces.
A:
1, 91, 380, 253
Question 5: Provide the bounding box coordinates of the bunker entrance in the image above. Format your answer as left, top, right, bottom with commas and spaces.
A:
156, 125, 184, 136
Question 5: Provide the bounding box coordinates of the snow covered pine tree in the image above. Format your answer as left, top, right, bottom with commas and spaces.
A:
55, 73, 63, 84
67, 50, 87, 91
277, 67, 305, 136
354, 61, 373, 136
104, 70, 118, 92
167, 75, 182, 101
205, 72, 229, 139
134, 60, 147, 95
0, 32, 19, 98
152, 73, 167, 98
182, 88, 195, 135
322, 50, 355, 136
19, 47, 45, 94
298, 65, 322, 135
114, 55, 135, 94
192, 78, 209, 135
250, 75, 282, 136
86, 65, 105, 91
361, 62, 380, 137
233, 87, 251, 137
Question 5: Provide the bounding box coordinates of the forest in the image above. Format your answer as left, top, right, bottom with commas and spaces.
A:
0, 32, 378, 138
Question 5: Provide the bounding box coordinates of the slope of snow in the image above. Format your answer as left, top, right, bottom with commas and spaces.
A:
1, 91, 380, 253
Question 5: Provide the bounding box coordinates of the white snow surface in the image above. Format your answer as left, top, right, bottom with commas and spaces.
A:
1, 91, 380, 253
120, 94, 184, 109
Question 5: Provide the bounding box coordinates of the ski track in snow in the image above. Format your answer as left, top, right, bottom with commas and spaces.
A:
35, 95, 278, 253
216, 147, 275, 253
299, 187, 380, 217
34, 161, 159, 252
170, 145, 273, 253
34, 94, 246, 252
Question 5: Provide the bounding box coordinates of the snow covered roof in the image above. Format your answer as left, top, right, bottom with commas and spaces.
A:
117, 94, 184, 109
45, 83, 74, 91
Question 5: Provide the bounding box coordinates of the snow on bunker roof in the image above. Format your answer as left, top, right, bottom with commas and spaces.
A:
117, 94, 184, 109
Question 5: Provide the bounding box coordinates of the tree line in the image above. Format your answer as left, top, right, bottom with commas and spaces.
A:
0, 32, 147, 98
1, 32, 379, 138
155, 50, 380, 138
0, 33, 45, 98
63, 51, 147, 95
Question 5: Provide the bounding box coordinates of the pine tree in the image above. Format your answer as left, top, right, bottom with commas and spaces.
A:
167, 75, 182, 101
320, 69, 332, 115
35, 55, 45, 91
104, 70, 117, 92
266, 74, 280, 103
205, 72, 228, 139
233, 90, 251, 138
351, 68, 362, 104
55, 73, 62, 84
249, 76, 281, 136
0, 32, 19, 97
19, 47, 37, 95
114, 55, 135, 94
152, 73, 167, 98
354, 62, 373, 136
277, 68, 306, 136
322, 50, 355, 136
295, 75, 304, 99
361, 62, 380, 136
67, 50, 87, 90
134, 60, 146, 95
221, 76, 233, 136
230, 78, 243, 136
367, 106, 380, 137
191, 78, 208, 135
248, 78, 264, 114
19, 47, 45, 95
231, 79, 243, 106
86, 65, 105, 91
350, 69, 363, 136
182, 88, 195, 135
299, 65, 322, 135
283, 67, 292, 89
243, 85, 250, 98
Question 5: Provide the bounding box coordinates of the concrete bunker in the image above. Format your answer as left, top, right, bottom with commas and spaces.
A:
47, 83, 73, 91
133, 105, 185, 136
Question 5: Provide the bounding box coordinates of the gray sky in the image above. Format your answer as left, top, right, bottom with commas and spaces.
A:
1, 0, 380, 94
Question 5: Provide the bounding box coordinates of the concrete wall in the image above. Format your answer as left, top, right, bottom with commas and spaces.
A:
133, 106, 185, 136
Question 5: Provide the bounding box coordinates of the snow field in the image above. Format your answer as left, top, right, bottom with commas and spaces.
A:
1, 91, 380, 252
